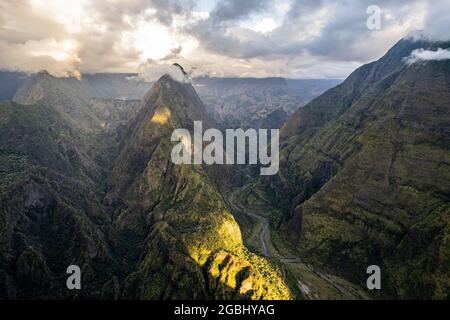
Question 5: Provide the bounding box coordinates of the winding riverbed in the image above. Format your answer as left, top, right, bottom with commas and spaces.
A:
224, 184, 370, 300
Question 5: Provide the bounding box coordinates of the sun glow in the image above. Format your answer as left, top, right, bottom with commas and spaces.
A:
151, 107, 171, 125
29, 0, 90, 33
122, 19, 174, 60
248, 18, 278, 33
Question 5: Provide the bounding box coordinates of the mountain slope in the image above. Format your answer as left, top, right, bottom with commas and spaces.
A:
0, 100, 114, 298
195, 77, 340, 129
271, 39, 450, 299
106, 75, 293, 299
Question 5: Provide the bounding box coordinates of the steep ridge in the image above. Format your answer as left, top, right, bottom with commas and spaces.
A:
269, 39, 450, 299
106, 75, 292, 299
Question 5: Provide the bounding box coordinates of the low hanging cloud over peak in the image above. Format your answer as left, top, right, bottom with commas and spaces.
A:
136, 60, 190, 83
405, 48, 450, 65
0, 0, 449, 79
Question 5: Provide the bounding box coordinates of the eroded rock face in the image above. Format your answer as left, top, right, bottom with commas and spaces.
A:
271, 39, 450, 299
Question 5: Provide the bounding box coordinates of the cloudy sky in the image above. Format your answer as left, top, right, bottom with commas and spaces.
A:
0, 0, 449, 79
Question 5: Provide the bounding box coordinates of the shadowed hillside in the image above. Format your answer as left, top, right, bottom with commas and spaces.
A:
264, 39, 450, 299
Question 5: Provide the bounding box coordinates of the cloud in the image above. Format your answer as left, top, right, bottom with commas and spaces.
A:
209, 0, 270, 24
405, 48, 450, 65
137, 60, 189, 83
0, 0, 195, 75
420, 0, 450, 41
301, 1, 425, 61
187, 0, 427, 63
0, 0, 450, 78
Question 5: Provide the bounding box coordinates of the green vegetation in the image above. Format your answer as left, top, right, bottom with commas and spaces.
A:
109, 76, 293, 299
0, 75, 294, 299
265, 39, 450, 299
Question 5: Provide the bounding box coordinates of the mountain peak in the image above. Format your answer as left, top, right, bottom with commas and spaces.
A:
136, 68, 211, 132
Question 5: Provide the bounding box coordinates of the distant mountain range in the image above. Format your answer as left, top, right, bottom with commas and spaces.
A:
0, 71, 152, 101
194, 77, 340, 129
0, 71, 340, 130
